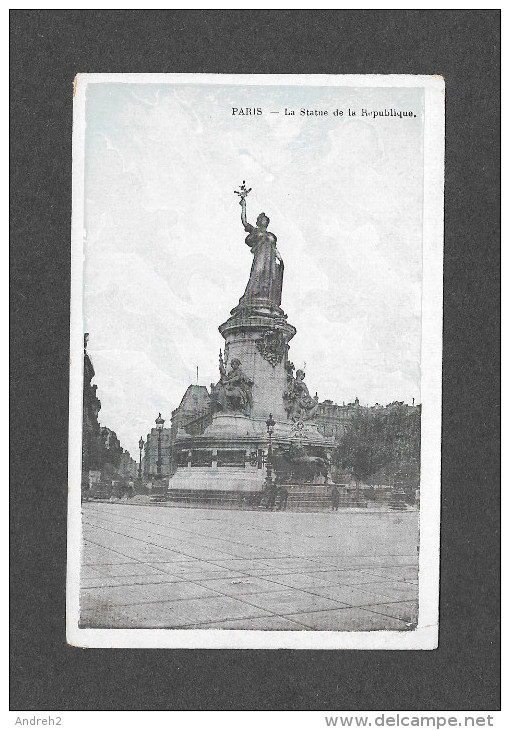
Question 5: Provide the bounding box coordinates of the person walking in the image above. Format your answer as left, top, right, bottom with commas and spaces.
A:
265, 484, 277, 511
331, 485, 340, 512
278, 486, 288, 511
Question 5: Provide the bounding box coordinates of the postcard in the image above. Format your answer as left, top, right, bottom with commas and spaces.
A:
67, 74, 444, 649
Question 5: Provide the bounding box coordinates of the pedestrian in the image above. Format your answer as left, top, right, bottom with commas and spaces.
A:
331, 485, 340, 512
265, 484, 277, 511
278, 486, 288, 511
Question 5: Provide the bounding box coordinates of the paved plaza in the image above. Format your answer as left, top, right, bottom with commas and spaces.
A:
80, 503, 419, 631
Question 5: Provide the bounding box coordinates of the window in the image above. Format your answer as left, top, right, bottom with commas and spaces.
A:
191, 450, 213, 467
217, 450, 246, 468
177, 451, 189, 467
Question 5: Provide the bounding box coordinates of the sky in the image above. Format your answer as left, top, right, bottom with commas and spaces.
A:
82, 81, 424, 457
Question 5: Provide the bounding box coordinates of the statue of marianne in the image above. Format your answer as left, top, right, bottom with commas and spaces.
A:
235, 183, 284, 312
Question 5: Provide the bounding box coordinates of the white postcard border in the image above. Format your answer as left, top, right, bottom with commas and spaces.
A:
67, 73, 444, 650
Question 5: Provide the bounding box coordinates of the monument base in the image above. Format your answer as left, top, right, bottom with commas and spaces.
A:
202, 412, 326, 441
168, 466, 264, 493
168, 412, 335, 494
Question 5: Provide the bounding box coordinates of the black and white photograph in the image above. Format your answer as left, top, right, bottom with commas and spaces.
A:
67, 73, 444, 649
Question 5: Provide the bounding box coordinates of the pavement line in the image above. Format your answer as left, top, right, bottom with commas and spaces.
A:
83, 515, 326, 567
82, 536, 333, 624
85, 504, 418, 560
81, 505, 418, 630
83, 509, 417, 575
84, 519, 417, 590
83, 518, 418, 589
85, 506, 330, 560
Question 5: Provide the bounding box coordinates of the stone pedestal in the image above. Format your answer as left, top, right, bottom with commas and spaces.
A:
166, 465, 264, 493
169, 303, 334, 493
218, 309, 296, 422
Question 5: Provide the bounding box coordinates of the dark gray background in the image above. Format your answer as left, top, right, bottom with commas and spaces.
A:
10, 10, 500, 711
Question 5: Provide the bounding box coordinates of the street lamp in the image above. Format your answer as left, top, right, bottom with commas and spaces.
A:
265, 413, 275, 487
155, 413, 165, 477
138, 437, 145, 479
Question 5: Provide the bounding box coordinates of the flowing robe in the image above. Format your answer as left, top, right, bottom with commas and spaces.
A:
238, 224, 284, 311
215, 365, 253, 414
285, 376, 319, 421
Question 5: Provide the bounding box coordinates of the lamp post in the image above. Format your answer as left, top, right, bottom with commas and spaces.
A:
138, 437, 145, 479
265, 413, 275, 487
155, 413, 165, 477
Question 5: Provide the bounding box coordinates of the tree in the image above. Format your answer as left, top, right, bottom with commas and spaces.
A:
334, 404, 421, 488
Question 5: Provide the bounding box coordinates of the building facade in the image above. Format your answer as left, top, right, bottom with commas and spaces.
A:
118, 449, 137, 478
143, 427, 172, 478
82, 333, 102, 482
82, 333, 137, 488
315, 397, 363, 439
169, 386, 211, 474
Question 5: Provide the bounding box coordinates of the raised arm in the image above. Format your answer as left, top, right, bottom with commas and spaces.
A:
240, 197, 255, 233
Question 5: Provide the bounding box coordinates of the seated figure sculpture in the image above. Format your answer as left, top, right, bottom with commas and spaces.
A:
283, 363, 319, 422
215, 356, 254, 415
